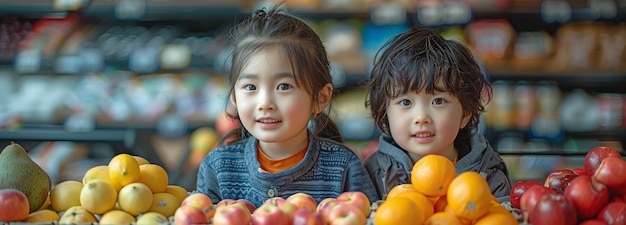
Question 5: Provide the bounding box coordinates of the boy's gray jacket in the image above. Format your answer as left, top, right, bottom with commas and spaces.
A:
364, 132, 511, 202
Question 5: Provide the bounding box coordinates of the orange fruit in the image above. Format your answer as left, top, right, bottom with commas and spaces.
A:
385, 184, 419, 200
446, 171, 492, 221
434, 196, 448, 213
411, 155, 456, 197
394, 191, 434, 221
108, 153, 141, 187
374, 196, 425, 225
473, 211, 518, 225
424, 212, 463, 225
137, 164, 169, 193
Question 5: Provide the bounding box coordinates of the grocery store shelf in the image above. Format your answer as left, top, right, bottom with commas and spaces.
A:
0, 127, 136, 144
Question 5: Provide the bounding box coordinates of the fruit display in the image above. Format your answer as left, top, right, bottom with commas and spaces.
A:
3, 141, 625, 224
511, 146, 626, 225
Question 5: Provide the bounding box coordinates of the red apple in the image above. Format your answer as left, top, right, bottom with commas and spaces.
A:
335, 191, 371, 218
292, 208, 325, 225
326, 203, 367, 225
584, 146, 621, 176
580, 220, 608, 225
510, 180, 542, 209
287, 193, 317, 212
520, 185, 558, 222
316, 197, 340, 221
0, 189, 29, 222
529, 193, 577, 225
594, 157, 626, 196
180, 192, 215, 221
213, 204, 252, 225
573, 168, 586, 176
251, 202, 289, 225
216, 199, 237, 210
597, 201, 626, 225
174, 205, 209, 225
263, 197, 298, 221
564, 175, 610, 220
236, 199, 256, 214
544, 169, 577, 192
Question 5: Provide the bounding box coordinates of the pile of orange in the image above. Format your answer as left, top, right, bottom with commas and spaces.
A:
373, 155, 518, 225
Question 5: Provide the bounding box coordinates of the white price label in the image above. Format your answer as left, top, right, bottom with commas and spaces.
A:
160, 44, 191, 70
14, 49, 42, 74
588, 0, 617, 19
417, 5, 445, 26
115, 0, 146, 20
443, 2, 472, 25
541, 0, 572, 23
129, 46, 160, 74
370, 2, 407, 25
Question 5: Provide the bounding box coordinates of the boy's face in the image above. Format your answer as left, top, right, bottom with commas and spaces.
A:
386, 88, 470, 162
232, 47, 313, 154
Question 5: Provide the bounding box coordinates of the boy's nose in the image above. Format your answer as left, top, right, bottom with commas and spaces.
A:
413, 112, 431, 124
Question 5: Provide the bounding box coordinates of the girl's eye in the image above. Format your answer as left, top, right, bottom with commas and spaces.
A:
433, 98, 447, 105
277, 83, 291, 90
243, 84, 256, 91
398, 99, 411, 106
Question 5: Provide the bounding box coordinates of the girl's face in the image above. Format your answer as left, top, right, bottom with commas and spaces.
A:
232, 47, 313, 155
386, 87, 470, 162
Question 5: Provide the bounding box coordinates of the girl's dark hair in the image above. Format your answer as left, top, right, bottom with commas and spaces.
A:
366, 25, 492, 140
219, 4, 342, 145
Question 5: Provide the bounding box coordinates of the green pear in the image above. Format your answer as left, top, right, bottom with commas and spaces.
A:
0, 142, 52, 213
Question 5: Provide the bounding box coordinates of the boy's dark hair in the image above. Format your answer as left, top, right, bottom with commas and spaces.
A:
219, 4, 342, 145
366, 25, 492, 140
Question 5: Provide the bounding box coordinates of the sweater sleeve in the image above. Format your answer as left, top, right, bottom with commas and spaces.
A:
345, 155, 381, 202
196, 154, 221, 204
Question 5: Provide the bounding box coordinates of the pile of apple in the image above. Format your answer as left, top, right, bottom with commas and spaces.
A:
510, 146, 626, 225
174, 191, 371, 225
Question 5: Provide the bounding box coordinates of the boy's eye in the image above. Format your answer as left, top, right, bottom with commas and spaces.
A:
277, 83, 291, 90
433, 98, 447, 105
244, 84, 256, 91
398, 99, 411, 106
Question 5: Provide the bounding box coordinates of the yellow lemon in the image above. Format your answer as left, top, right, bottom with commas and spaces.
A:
165, 185, 189, 203
149, 192, 181, 217
50, 180, 83, 213
137, 164, 169, 193
99, 209, 136, 225
83, 165, 121, 191
136, 212, 169, 225
80, 179, 118, 215
118, 182, 154, 216
26, 209, 60, 223
59, 206, 97, 224
133, 155, 150, 165
108, 153, 141, 187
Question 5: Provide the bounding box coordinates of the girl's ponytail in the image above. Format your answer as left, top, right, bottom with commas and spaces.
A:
310, 112, 343, 143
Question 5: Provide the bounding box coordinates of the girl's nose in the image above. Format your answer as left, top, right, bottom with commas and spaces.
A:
257, 92, 276, 111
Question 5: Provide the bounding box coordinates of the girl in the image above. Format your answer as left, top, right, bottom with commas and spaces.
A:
195, 5, 379, 207
364, 25, 511, 202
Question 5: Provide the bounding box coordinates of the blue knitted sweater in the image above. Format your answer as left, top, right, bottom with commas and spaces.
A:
195, 136, 380, 207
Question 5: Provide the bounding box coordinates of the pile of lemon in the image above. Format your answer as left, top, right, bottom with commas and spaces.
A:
26, 153, 189, 225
